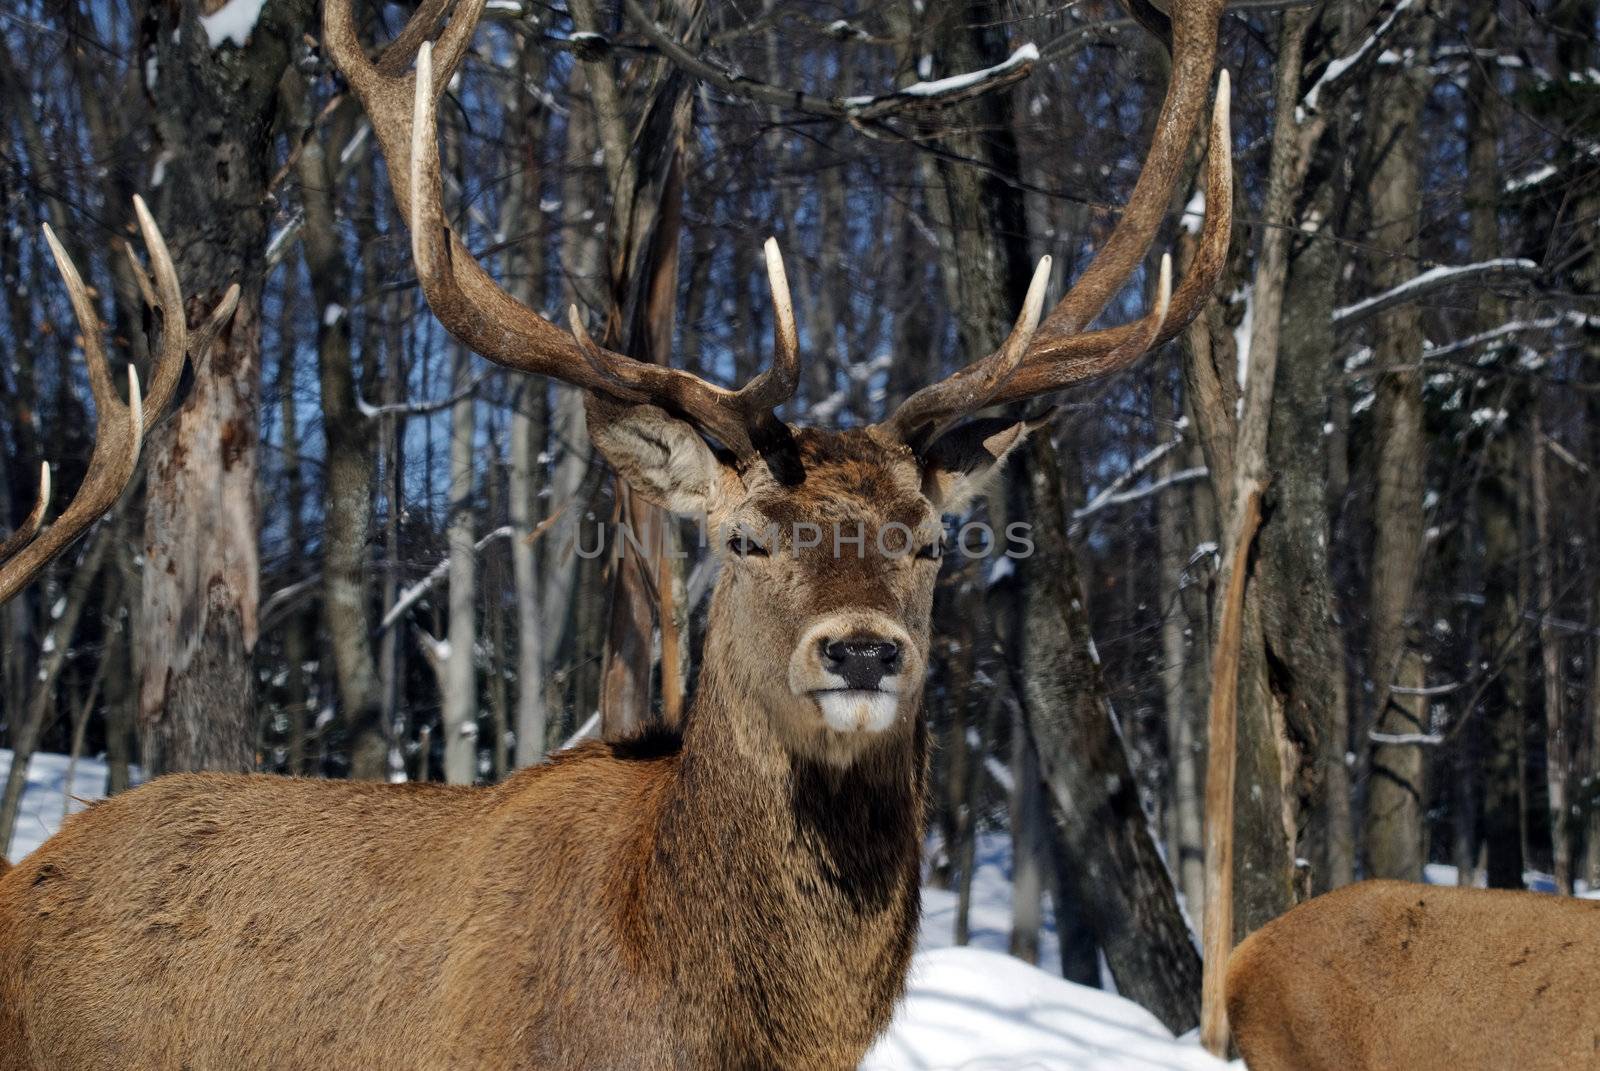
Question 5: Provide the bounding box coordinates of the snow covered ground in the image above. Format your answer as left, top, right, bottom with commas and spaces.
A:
0, 749, 120, 862
870, 834, 1226, 1070
1, 750, 1227, 1069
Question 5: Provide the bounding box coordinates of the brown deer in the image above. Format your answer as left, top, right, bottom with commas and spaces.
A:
0, 0, 1230, 1067
1226, 880, 1600, 1070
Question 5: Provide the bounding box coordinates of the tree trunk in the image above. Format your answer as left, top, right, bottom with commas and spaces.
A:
1466, 2, 1526, 890
1008, 718, 1045, 965
443, 342, 479, 786
274, 287, 311, 776
1159, 388, 1208, 914
1361, 6, 1433, 881
1531, 414, 1571, 892
137, 0, 313, 774
292, 72, 385, 780
1015, 436, 1203, 1032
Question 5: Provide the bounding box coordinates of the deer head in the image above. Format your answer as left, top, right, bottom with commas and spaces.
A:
318, 0, 1231, 763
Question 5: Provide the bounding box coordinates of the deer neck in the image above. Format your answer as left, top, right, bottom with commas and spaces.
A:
635, 614, 927, 1027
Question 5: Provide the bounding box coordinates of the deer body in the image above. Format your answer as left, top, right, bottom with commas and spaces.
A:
0, 535, 926, 1069
1226, 880, 1600, 1071
0, 0, 1231, 1063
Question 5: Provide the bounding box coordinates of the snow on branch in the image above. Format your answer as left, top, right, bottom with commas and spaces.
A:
1300, 0, 1416, 117
622, 0, 1035, 124
1070, 434, 1207, 531
841, 44, 1039, 119
1332, 259, 1541, 329
1074, 467, 1209, 526
1503, 140, 1600, 195
378, 527, 513, 636
1369, 730, 1445, 746
357, 372, 492, 419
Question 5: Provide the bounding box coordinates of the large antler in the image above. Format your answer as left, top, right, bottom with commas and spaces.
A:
878, 0, 1233, 447
0, 197, 240, 606
323, 0, 800, 470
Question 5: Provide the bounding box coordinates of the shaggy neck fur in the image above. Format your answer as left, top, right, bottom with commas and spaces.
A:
631, 581, 928, 1064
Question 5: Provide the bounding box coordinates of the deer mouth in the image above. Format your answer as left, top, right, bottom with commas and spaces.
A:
809, 688, 901, 734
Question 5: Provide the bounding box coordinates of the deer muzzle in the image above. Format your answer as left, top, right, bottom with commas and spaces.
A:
789, 613, 916, 734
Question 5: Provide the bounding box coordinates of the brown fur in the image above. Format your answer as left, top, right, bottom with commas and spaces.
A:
0, 422, 1033, 1071
1226, 880, 1600, 1070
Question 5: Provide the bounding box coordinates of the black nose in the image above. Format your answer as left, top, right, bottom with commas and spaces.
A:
821, 637, 902, 690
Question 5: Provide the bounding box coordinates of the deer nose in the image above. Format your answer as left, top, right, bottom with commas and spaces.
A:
820, 637, 902, 690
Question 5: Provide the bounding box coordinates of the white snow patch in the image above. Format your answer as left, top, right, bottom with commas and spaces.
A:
869, 947, 1229, 1070
1301, 0, 1415, 118
198, 0, 268, 48
1232, 285, 1253, 392
1179, 189, 1205, 235
1505, 163, 1556, 194
1, 750, 139, 863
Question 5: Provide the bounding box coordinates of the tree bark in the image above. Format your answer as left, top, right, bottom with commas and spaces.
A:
1361, 5, 1433, 881
1531, 414, 1571, 892
1008, 717, 1045, 965
137, 0, 314, 774
291, 71, 386, 780
1158, 387, 1208, 915
443, 341, 479, 786
1466, 1, 1526, 890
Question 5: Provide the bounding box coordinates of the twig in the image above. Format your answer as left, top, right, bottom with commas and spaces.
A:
377, 526, 513, 635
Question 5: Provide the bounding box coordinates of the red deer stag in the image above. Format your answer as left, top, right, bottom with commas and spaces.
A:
0, 0, 1230, 1067
1227, 880, 1600, 1070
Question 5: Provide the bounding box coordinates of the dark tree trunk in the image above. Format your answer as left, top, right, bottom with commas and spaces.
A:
1013, 436, 1203, 1033
1359, 4, 1432, 882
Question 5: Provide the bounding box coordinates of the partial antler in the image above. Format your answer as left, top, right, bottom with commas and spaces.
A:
0, 198, 239, 606
324, 0, 800, 470
877, 0, 1232, 446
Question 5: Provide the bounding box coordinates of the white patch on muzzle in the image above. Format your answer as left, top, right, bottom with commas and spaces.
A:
816, 689, 900, 734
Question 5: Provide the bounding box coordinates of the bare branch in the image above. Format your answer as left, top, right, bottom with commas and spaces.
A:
377, 526, 513, 636
1333, 258, 1543, 330
621, 0, 1035, 123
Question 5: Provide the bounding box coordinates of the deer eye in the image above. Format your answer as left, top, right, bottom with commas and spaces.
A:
728, 529, 770, 558
916, 536, 945, 561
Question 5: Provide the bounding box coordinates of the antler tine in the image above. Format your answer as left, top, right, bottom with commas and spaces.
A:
1038, 0, 1225, 339
985, 68, 1231, 406
0, 193, 237, 606
41, 223, 118, 418
340, 10, 806, 472
879, 254, 1053, 447
335, 1, 814, 473
124, 196, 242, 433
327, 0, 597, 393
129, 194, 187, 430
1, 228, 144, 605
878, 1, 1229, 445
737, 238, 801, 413
0, 464, 51, 566
0, 362, 142, 604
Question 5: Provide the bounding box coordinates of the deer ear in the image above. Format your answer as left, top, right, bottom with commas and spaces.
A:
585, 394, 731, 516
920, 412, 1052, 513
